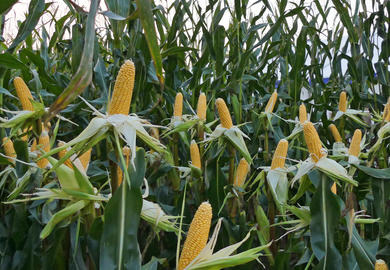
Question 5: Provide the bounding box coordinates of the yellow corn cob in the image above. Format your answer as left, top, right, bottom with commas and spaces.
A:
108, 60, 135, 115
303, 121, 324, 162
329, 124, 342, 142
216, 98, 233, 129
270, 139, 288, 169
14, 77, 34, 111
339, 91, 347, 112
383, 98, 390, 122
331, 183, 337, 195
178, 202, 212, 270
234, 158, 249, 187
79, 148, 92, 170
190, 140, 201, 169
37, 131, 50, 169
173, 92, 183, 118
348, 129, 362, 157
20, 127, 31, 142
2, 137, 16, 163
375, 259, 389, 270
57, 141, 73, 168
299, 104, 307, 124
31, 139, 37, 152
197, 92, 207, 121
265, 91, 278, 113
117, 146, 131, 187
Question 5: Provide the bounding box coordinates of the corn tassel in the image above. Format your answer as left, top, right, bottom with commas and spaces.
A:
339, 91, 347, 112
197, 92, 207, 121
348, 129, 362, 157
265, 91, 278, 113
216, 98, 233, 129
79, 149, 92, 170
117, 146, 131, 187
329, 124, 342, 142
270, 139, 288, 169
2, 137, 16, 163
108, 60, 135, 115
178, 202, 212, 270
303, 121, 324, 162
299, 104, 307, 124
14, 77, 34, 111
37, 131, 50, 168
234, 158, 249, 187
383, 98, 390, 122
375, 259, 389, 270
57, 141, 73, 168
331, 183, 337, 195
173, 92, 183, 118
190, 140, 201, 169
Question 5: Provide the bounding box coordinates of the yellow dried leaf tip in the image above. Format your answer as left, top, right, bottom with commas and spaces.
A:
265, 91, 278, 113
2, 137, 16, 163
383, 98, 390, 122
190, 140, 201, 169
270, 139, 288, 169
216, 98, 233, 129
14, 77, 34, 111
375, 259, 389, 270
299, 104, 307, 124
303, 121, 324, 162
173, 92, 183, 118
37, 131, 50, 169
234, 158, 250, 187
57, 141, 73, 168
339, 91, 347, 112
117, 146, 131, 187
178, 202, 212, 270
331, 183, 337, 195
79, 148, 92, 170
197, 92, 207, 121
348, 129, 362, 157
329, 124, 342, 142
108, 60, 135, 115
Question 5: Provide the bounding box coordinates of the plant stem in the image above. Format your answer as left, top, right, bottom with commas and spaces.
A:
228, 145, 236, 185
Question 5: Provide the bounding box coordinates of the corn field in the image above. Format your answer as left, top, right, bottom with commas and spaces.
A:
0, 0, 390, 269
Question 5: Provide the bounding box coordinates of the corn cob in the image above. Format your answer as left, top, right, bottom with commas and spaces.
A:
329, 124, 342, 142
216, 98, 233, 129
331, 183, 337, 195
375, 259, 389, 270
117, 146, 131, 187
197, 92, 207, 121
339, 91, 347, 112
37, 130, 50, 168
2, 137, 16, 163
108, 60, 135, 115
234, 158, 249, 187
270, 139, 288, 169
190, 140, 201, 169
79, 149, 92, 170
265, 91, 278, 113
303, 121, 324, 162
178, 202, 212, 270
57, 141, 73, 168
299, 104, 307, 124
173, 92, 183, 118
14, 77, 34, 111
383, 98, 390, 122
348, 129, 362, 157
31, 139, 37, 152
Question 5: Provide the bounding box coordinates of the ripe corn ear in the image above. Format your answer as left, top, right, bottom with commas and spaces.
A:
31, 139, 37, 152
190, 140, 201, 169
2, 137, 16, 163
108, 60, 135, 115
14, 77, 34, 111
197, 93, 207, 121
348, 129, 362, 157
331, 183, 337, 195
37, 131, 50, 168
79, 149, 92, 170
375, 260, 389, 270
234, 158, 249, 187
173, 92, 183, 118
299, 104, 307, 124
339, 91, 347, 112
178, 202, 212, 270
265, 91, 278, 113
303, 121, 324, 162
270, 139, 288, 169
384, 98, 390, 122
216, 98, 233, 129
117, 146, 131, 187
57, 141, 73, 168
329, 124, 342, 142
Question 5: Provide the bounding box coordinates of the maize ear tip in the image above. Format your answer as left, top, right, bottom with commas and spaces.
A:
303, 121, 324, 162
348, 129, 362, 157
270, 139, 288, 170
339, 91, 347, 112
299, 104, 307, 124
216, 98, 233, 129
197, 92, 207, 121
265, 91, 278, 113
2, 137, 16, 162
14, 76, 34, 111
234, 158, 250, 187
190, 140, 201, 169
173, 92, 184, 117
329, 124, 342, 142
